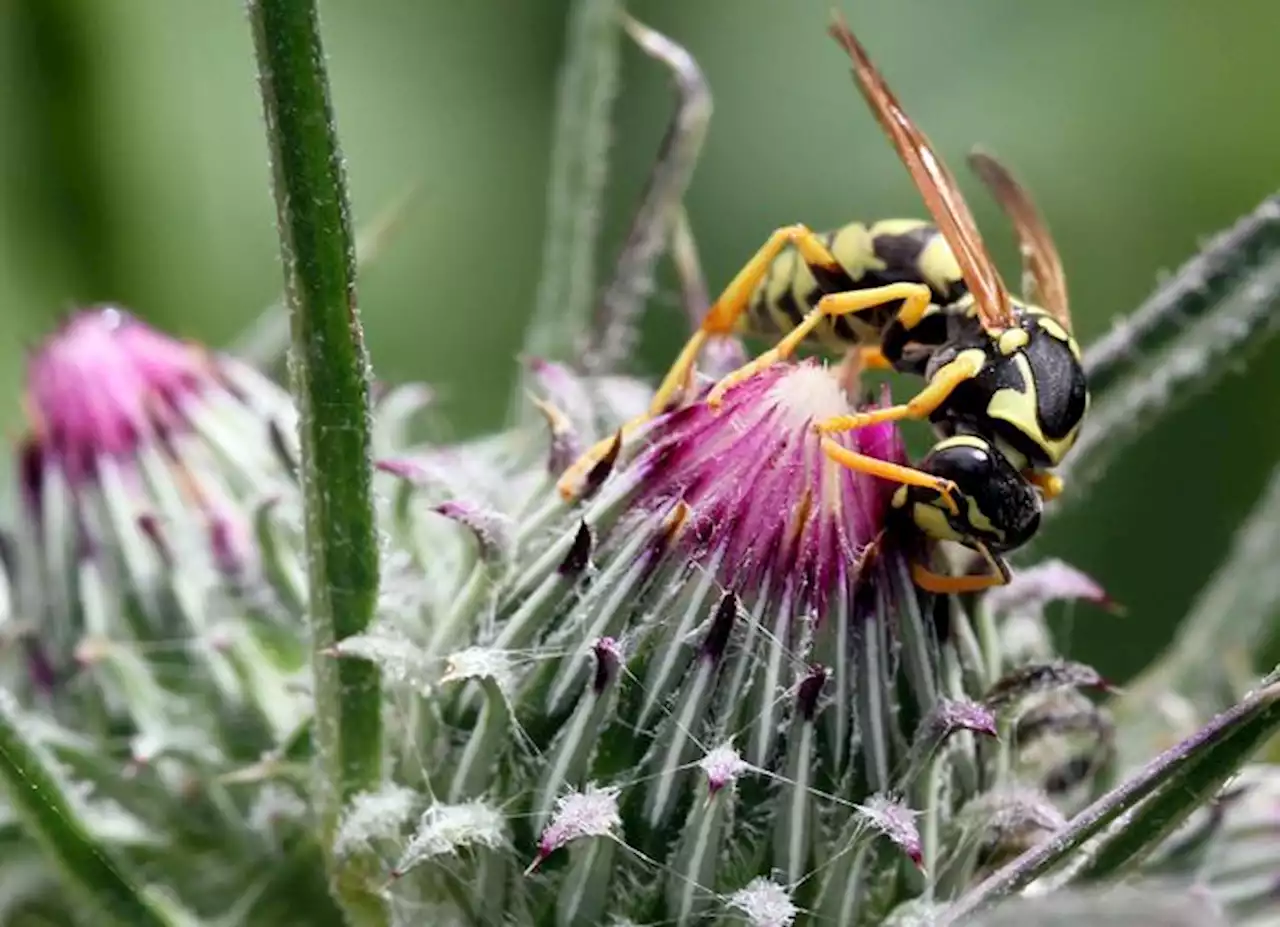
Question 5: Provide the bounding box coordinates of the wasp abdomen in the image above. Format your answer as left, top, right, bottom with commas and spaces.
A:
743, 219, 968, 355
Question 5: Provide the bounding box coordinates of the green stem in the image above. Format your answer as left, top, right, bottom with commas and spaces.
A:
1071, 682, 1280, 881
1052, 234, 1280, 506
509, 0, 624, 423
0, 691, 178, 927
247, 1, 385, 923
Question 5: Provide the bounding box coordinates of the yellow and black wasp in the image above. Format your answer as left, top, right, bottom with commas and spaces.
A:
559, 12, 1088, 595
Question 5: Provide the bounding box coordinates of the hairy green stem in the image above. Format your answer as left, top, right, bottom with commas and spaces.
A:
0, 692, 179, 927
231, 185, 421, 368
1084, 194, 1280, 393
1071, 681, 1280, 881
247, 1, 385, 923
510, 0, 623, 423
1047, 209, 1280, 518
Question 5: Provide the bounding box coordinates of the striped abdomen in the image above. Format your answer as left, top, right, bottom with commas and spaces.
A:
743, 218, 969, 352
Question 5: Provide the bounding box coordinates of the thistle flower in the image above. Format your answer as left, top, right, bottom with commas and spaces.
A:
10, 307, 305, 723
0, 307, 334, 923
1, 306, 1262, 927
18, 310, 293, 562
2, 9, 1279, 927
353, 357, 1116, 925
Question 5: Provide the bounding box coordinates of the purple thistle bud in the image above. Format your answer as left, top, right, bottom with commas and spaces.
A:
11, 307, 300, 682
22, 307, 213, 486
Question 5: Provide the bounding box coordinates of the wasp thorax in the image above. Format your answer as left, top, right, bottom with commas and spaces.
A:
922, 305, 1088, 470
893, 434, 1041, 554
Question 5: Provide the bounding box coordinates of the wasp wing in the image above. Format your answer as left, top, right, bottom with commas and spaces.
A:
968, 149, 1071, 330
827, 13, 1016, 332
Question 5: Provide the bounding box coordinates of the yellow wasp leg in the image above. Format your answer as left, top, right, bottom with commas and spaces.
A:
911, 542, 1011, 594
1023, 469, 1064, 501
820, 439, 960, 515
706, 282, 934, 408
815, 351, 983, 435
857, 346, 892, 370
559, 224, 898, 500
652, 223, 851, 415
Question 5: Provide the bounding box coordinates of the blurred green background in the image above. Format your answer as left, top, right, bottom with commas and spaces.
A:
2, 0, 1278, 681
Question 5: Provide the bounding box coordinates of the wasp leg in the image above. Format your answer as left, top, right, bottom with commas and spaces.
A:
706, 282, 933, 408
858, 346, 892, 370
555, 420, 645, 501
820, 439, 960, 515
556, 213, 721, 502
911, 542, 1011, 594
835, 345, 892, 396
814, 351, 983, 435
1024, 469, 1064, 501
651, 223, 852, 415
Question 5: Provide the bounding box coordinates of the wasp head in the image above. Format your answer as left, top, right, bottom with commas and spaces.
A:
891, 434, 1041, 556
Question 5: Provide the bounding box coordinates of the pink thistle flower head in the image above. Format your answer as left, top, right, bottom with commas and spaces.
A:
463, 357, 947, 849
23, 307, 217, 485
11, 307, 301, 687
623, 360, 906, 624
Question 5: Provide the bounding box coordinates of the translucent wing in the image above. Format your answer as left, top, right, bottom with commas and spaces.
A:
827, 13, 1016, 331
968, 149, 1071, 330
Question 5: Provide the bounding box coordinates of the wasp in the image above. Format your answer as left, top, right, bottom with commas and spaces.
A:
558, 12, 1088, 596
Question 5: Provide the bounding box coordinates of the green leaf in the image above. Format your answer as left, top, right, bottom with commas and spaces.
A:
1071, 681, 1280, 881
1051, 193, 1280, 510
247, 0, 384, 922
0, 690, 180, 927
1084, 193, 1280, 393
937, 673, 1280, 925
